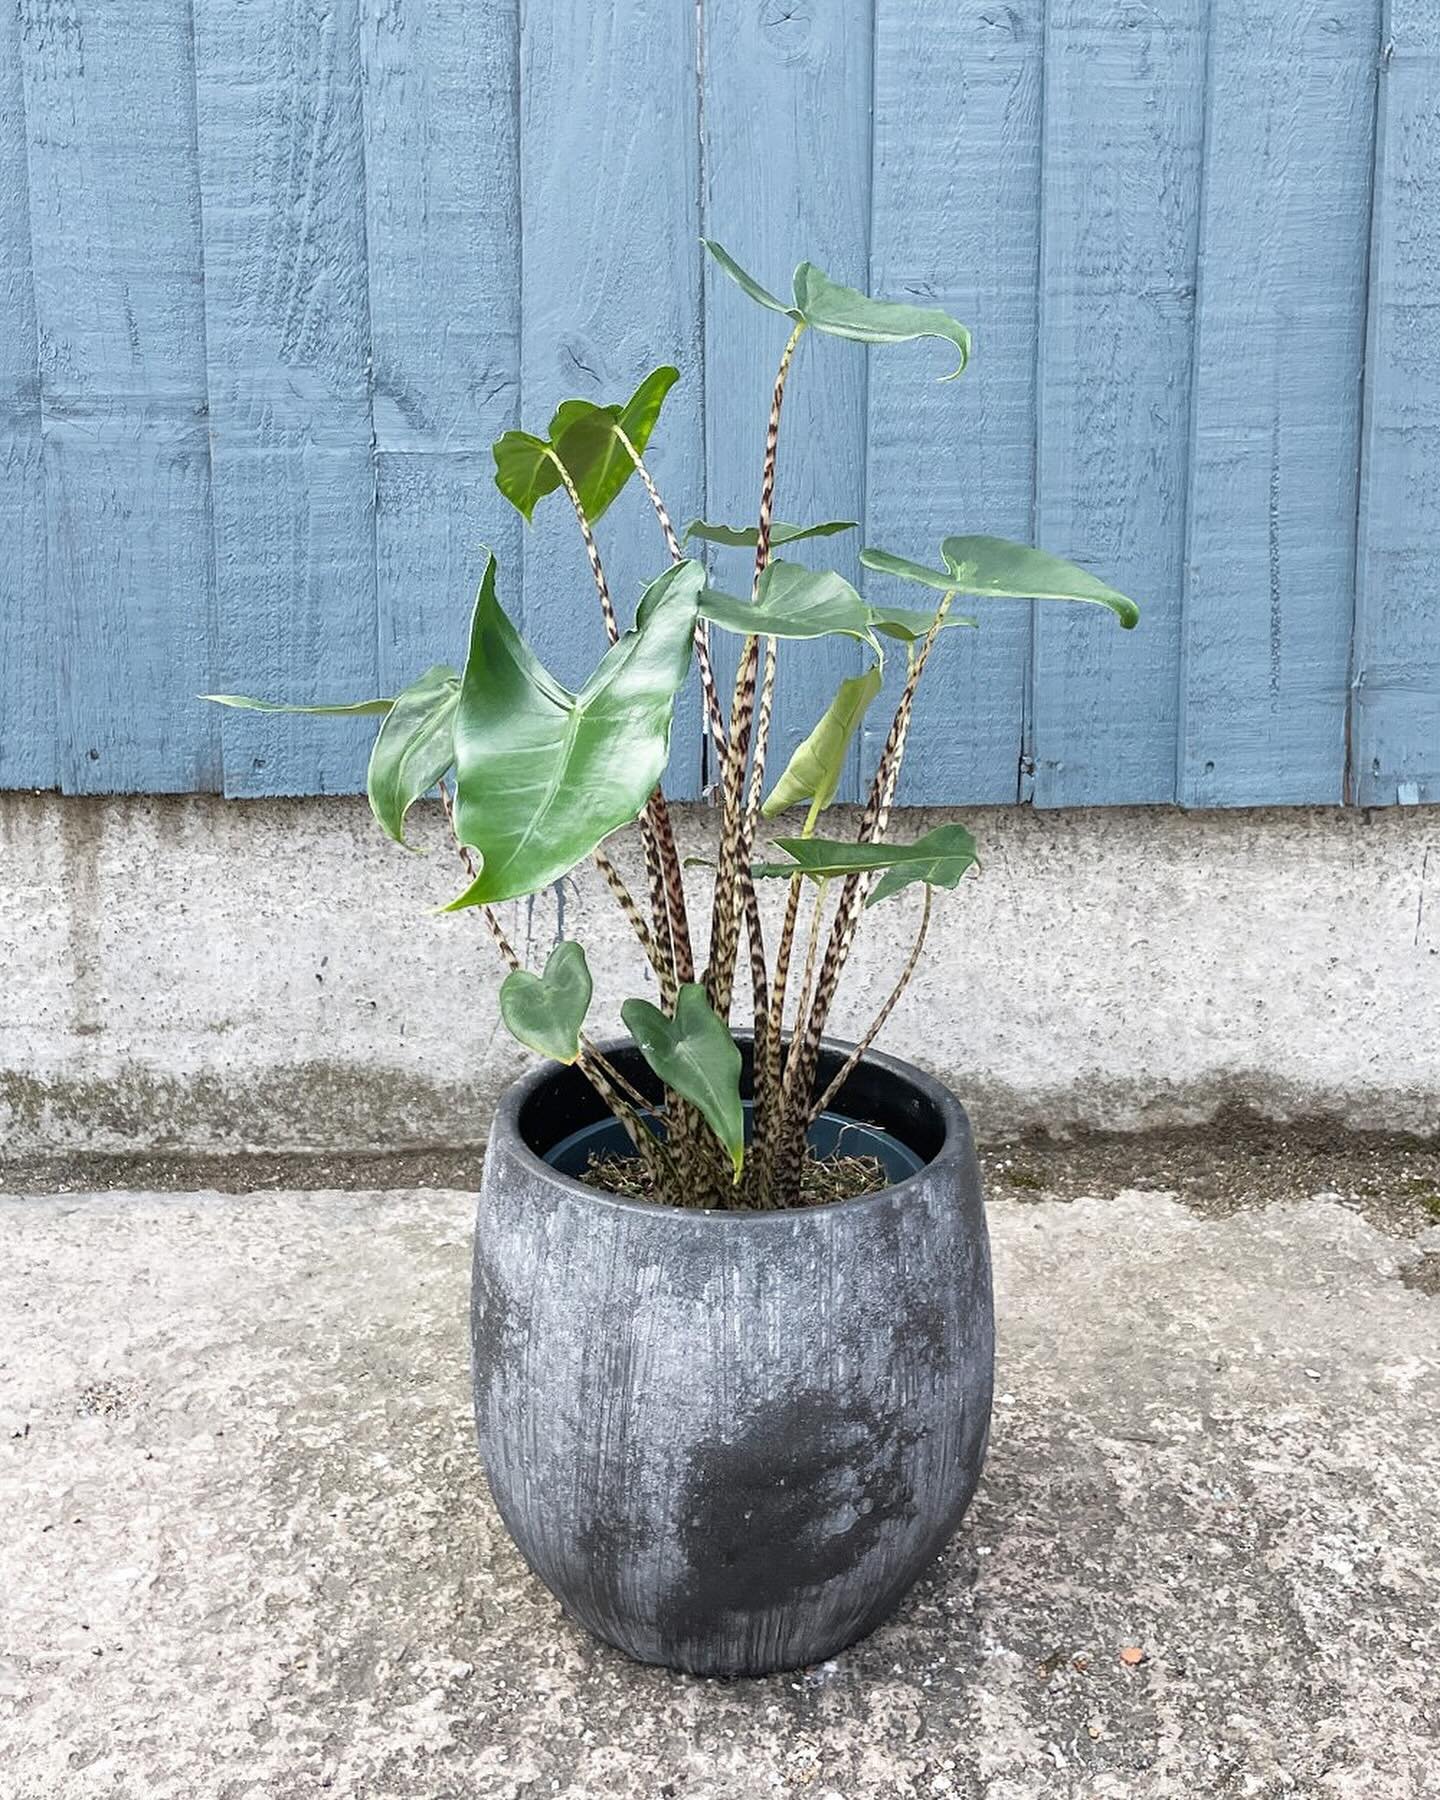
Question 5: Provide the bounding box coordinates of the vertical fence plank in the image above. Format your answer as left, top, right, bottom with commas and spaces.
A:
867, 2, 1043, 806
195, 0, 378, 797
1353, 2, 1440, 806
0, 4, 50, 789
1032, 0, 1208, 807
703, 0, 874, 804
1179, 0, 1380, 807
18, 0, 217, 794
361, 0, 521, 693
517, 0, 705, 796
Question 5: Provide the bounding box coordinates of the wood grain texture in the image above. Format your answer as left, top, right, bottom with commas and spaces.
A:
361, 0, 521, 692
516, 0, 705, 795
702, 0, 874, 805
867, 1, 1044, 806
1032, 0, 1208, 807
1353, 2, 1440, 806
195, 0, 379, 797
0, 2, 51, 789
1179, 0, 1381, 807
18, 0, 218, 795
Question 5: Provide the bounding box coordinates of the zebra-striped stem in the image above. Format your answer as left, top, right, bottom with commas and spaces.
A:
704, 322, 805, 1019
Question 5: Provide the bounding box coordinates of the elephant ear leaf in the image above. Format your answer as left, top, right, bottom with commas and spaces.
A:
621, 984, 746, 1178
547, 365, 680, 524
365, 664, 461, 848
701, 561, 880, 651
500, 941, 593, 1065
763, 667, 883, 825
791, 263, 971, 380
445, 554, 702, 909
492, 429, 564, 522
941, 536, 1139, 627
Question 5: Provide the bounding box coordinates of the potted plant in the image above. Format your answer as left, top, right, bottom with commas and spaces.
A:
208, 242, 1138, 1677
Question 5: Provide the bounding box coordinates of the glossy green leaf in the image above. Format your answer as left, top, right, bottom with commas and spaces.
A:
365, 665, 461, 848
701, 561, 880, 651
703, 241, 972, 380
792, 262, 971, 379
492, 367, 680, 526
444, 555, 702, 909
491, 429, 562, 522
862, 537, 1140, 628
546, 365, 680, 523
621, 983, 745, 1177
866, 824, 981, 906
200, 693, 394, 715
683, 517, 858, 550
941, 536, 1139, 627
500, 941, 593, 1065
752, 823, 980, 906
762, 668, 883, 822
701, 239, 795, 317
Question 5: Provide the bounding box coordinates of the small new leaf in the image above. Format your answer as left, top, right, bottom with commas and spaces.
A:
492, 367, 680, 525
621, 984, 746, 1178
763, 668, 883, 823
365, 664, 460, 848
683, 518, 858, 550
500, 941, 593, 1065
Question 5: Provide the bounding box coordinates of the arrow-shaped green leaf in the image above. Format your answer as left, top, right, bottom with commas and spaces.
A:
683, 517, 858, 550
752, 823, 980, 906
365, 664, 460, 848
444, 554, 701, 909
763, 668, 883, 824
701, 561, 880, 651
621, 983, 745, 1178
704, 241, 971, 380
492, 366, 679, 526
792, 262, 971, 379
862, 536, 1140, 628
500, 941, 593, 1065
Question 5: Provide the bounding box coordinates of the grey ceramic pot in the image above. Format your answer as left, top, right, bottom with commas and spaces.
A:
471, 1035, 994, 1677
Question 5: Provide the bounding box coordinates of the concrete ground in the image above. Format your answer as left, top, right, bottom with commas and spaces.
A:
3, 1175, 1439, 1800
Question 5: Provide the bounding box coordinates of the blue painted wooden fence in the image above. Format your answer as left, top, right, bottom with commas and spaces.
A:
2, 0, 1434, 808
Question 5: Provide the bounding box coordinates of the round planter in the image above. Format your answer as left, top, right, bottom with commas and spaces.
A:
471, 1036, 994, 1677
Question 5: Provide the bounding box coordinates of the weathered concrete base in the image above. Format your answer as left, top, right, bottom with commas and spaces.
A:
2, 794, 1437, 1153
3, 1184, 1437, 1797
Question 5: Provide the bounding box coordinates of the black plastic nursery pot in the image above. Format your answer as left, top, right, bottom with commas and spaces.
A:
471, 1034, 995, 1678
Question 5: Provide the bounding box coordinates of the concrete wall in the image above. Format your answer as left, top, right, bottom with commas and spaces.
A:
1, 794, 1436, 1156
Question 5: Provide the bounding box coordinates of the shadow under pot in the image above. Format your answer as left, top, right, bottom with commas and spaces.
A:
471, 1033, 994, 1677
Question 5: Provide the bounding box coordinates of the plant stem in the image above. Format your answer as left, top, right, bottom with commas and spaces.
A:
704, 321, 805, 1021
546, 445, 695, 1020
782, 595, 955, 1153
437, 780, 670, 1178
807, 884, 933, 1124
594, 844, 674, 997
615, 426, 727, 765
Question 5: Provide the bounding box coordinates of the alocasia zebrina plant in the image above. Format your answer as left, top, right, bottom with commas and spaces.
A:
207, 242, 1138, 1208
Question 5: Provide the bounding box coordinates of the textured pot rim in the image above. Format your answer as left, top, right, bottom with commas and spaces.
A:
489, 1033, 969, 1224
